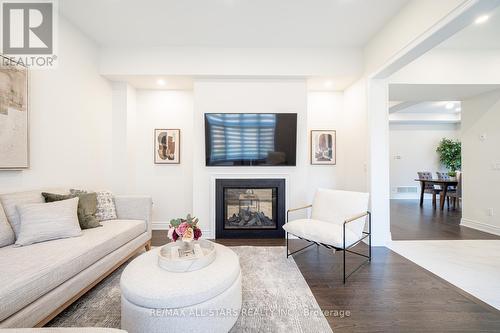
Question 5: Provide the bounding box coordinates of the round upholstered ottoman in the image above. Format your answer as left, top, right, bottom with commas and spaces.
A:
120, 243, 242, 333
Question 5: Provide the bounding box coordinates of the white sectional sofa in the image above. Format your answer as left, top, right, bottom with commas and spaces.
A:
0, 190, 152, 328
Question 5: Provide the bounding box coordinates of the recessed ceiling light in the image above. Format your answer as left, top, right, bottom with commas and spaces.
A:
157, 79, 166, 86
445, 102, 455, 109
324, 80, 333, 88
475, 15, 489, 24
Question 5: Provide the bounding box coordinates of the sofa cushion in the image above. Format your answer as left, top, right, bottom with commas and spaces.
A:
283, 218, 361, 249
15, 198, 82, 247
42, 192, 101, 229
0, 189, 68, 238
0, 203, 15, 247
0, 219, 146, 321
71, 189, 117, 222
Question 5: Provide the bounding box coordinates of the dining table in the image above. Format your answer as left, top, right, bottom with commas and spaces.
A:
414, 178, 458, 210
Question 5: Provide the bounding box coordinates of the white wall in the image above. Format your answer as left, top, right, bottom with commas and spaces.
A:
341, 79, 369, 192
390, 123, 460, 199
191, 79, 308, 238
461, 89, 500, 235
111, 83, 137, 194
0, 17, 113, 192
306, 92, 345, 193
134, 90, 194, 224
127, 84, 369, 236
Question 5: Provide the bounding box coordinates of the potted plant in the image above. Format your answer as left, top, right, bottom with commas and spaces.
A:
436, 138, 461, 177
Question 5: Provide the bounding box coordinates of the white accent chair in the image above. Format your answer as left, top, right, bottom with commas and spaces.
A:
283, 189, 371, 283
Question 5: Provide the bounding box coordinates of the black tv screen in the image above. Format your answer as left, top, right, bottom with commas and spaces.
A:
205, 113, 297, 166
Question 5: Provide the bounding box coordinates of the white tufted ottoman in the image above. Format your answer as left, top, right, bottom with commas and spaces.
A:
120, 243, 242, 333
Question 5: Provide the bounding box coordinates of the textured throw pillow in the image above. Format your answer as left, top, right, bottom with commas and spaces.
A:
15, 197, 82, 246
42, 192, 101, 229
95, 191, 117, 221
71, 189, 117, 222
0, 203, 15, 247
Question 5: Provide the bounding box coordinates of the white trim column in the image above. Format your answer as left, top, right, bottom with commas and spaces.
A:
367, 79, 391, 245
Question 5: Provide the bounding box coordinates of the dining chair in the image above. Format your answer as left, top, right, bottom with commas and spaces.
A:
417, 172, 441, 208
436, 171, 456, 207
436, 171, 457, 189
446, 171, 462, 210
283, 189, 370, 283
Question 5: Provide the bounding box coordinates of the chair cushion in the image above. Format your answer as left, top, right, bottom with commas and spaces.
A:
311, 189, 369, 239
0, 219, 146, 321
283, 219, 361, 249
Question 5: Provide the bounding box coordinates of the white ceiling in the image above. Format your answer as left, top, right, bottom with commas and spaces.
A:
60, 0, 409, 48
438, 6, 500, 49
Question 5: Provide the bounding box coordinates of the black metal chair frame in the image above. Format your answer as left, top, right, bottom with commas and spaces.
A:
285, 206, 371, 283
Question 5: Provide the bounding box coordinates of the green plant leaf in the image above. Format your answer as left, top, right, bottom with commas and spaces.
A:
436, 138, 461, 172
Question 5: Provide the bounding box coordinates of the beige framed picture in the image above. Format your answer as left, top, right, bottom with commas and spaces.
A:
0, 56, 29, 169
311, 130, 336, 165
154, 129, 180, 164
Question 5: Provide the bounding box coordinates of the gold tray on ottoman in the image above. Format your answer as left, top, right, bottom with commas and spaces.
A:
158, 239, 216, 272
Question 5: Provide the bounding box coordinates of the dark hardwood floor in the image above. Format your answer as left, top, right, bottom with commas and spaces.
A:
152, 231, 500, 332
390, 199, 500, 240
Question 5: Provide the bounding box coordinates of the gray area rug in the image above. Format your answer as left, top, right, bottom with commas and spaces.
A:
48, 246, 332, 333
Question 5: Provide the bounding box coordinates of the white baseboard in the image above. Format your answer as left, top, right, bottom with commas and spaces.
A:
461, 218, 500, 236
151, 222, 214, 239
151, 222, 170, 230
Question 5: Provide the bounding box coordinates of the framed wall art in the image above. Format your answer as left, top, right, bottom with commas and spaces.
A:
310, 130, 336, 165
0, 56, 29, 169
154, 129, 180, 164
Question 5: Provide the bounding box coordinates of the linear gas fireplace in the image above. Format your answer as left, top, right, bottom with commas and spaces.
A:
215, 178, 285, 238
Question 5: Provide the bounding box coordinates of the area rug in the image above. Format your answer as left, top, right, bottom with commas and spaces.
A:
48, 246, 332, 333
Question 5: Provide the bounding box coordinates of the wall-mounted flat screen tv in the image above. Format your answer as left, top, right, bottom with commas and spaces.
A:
205, 113, 297, 166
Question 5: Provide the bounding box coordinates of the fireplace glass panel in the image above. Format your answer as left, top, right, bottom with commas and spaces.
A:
224, 188, 277, 229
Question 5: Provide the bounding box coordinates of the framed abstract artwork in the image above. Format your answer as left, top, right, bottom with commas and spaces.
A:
0, 56, 29, 169
310, 130, 336, 165
154, 129, 180, 164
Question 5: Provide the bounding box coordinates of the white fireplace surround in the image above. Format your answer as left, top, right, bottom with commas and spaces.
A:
152, 174, 292, 239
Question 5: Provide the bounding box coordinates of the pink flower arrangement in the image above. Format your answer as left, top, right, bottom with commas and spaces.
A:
168, 214, 202, 242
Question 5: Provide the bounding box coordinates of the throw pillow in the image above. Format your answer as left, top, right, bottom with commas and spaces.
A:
42, 192, 101, 229
42, 192, 73, 202
69, 188, 88, 196
0, 203, 15, 247
0, 190, 46, 239
15, 197, 82, 246
95, 190, 117, 221
70, 189, 117, 222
